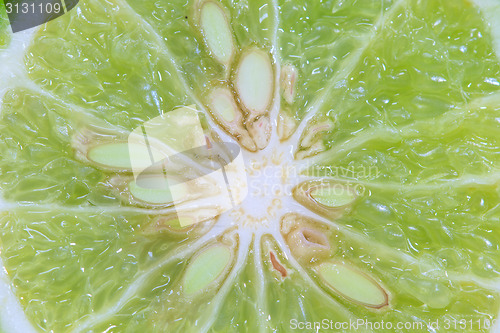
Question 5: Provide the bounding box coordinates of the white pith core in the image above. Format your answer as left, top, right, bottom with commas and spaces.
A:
228, 148, 302, 231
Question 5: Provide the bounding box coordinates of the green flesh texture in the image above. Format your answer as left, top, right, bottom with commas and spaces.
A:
0, 5, 10, 48
0, 0, 500, 332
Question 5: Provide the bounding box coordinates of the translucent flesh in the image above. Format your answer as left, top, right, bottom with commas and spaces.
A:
0, 5, 9, 48
87, 143, 134, 169
199, 1, 234, 65
316, 262, 388, 308
234, 48, 274, 115
182, 245, 231, 295
310, 186, 356, 208
0, 0, 500, 332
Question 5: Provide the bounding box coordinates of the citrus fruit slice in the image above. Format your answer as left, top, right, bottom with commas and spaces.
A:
1, 0, 500, 332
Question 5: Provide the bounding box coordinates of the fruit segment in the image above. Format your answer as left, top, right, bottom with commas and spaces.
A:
398, 275, 451, 309
72, 128, 133, 172
300, 120, 333, 148
142, 215, 193, 234
277, 109, 298, 141
293, 181, 357, 219
198, 1, 235, 66
208, 87, 238, 123
287, 228, 331, 263
280, 64, 298, 105
280, 213, 333, 264
234, 48, 274, 117
73, 126, 171, 172
316, 261, 389, 309
246, 116, 271, 150
310, 186, 357, 208
296, 119, 334, 159
269, 251, 287, 278
107, 173, 217, 210
182, 244, 232, 295
206, 87, 256, 151
87, 143, 133, 169
128, 178, 175, 205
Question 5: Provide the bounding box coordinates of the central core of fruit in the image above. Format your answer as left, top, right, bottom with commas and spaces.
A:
229, 149, 293, 229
